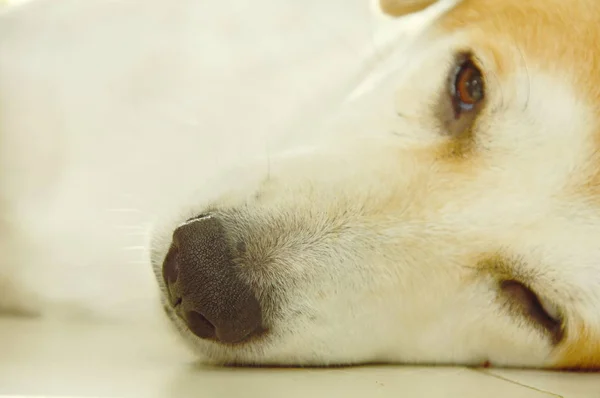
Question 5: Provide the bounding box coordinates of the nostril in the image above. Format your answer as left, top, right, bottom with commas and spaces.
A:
162, 243, 179, 285
162, 244, 183, 307
185, 311, 217, 340
172, 297, 182, 307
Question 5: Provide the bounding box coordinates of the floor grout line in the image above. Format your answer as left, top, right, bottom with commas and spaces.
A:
473, 369, 564, 398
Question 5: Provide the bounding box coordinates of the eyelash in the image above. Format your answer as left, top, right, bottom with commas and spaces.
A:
500, 280, 564, 344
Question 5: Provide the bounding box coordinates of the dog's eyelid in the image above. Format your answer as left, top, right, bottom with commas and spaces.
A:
452, 50, 489, 78
500, 280, 565, 344
538, 294, 562, 322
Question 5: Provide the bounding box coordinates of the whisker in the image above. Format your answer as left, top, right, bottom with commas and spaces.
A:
106, 208, 144, 213
113, 225, 148, 230
475, 52, 504, 115
121, 246, 147, 251
265, 142, 272, 182
121, 231, 150, 237
514, 43, 531, 111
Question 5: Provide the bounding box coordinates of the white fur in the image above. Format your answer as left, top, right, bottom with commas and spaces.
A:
149, 1, 600, 367
0, 0, 398, 321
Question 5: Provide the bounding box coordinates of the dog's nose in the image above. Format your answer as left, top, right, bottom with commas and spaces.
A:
162, 215, 262, 344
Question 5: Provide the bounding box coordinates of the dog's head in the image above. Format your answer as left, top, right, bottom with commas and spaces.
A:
150, 0, 600, 369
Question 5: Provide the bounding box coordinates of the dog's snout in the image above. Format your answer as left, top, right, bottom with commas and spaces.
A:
162, 215, 263, 344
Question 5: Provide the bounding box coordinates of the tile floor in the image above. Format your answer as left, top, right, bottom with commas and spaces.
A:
0, 318, 598, 397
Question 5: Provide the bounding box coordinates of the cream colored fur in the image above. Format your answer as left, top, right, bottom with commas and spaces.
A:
151, 0, 600, 368
2, 0, 600, 369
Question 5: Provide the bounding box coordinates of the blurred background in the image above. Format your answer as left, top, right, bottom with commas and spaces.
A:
0, 0, 404, 322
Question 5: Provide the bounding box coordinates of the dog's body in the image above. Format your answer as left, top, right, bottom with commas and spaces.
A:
3, 0, 600, 369
0, 0, 384, 319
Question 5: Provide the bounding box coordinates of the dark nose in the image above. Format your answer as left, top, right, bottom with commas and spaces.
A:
162, 214, 262, 344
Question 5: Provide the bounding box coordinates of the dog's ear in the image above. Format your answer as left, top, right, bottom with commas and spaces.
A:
379, 0, 439, 17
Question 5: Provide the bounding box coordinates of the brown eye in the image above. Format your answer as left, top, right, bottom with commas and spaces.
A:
452, 58, 484, 116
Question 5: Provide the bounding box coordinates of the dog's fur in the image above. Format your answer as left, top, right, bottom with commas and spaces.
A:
150, 0, 600, 369
3, 0, 600, 370
0, 0, 381, 321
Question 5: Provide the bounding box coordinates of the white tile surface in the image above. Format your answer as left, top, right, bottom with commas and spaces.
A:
486, 369, 600, 398
1, 318, 596, 398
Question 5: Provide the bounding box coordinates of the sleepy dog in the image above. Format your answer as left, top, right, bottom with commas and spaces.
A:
150, 0, 600, 369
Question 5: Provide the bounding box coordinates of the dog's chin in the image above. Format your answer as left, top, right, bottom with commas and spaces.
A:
161, 301, 366, 367
160, 301, 269, 366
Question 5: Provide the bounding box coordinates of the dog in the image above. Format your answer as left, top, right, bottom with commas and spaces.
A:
150, 0, 600, 370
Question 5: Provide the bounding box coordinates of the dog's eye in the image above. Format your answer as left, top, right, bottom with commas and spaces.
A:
451, 58, 484, 117
500, 280, 564, 343
434, 53, 486, 140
